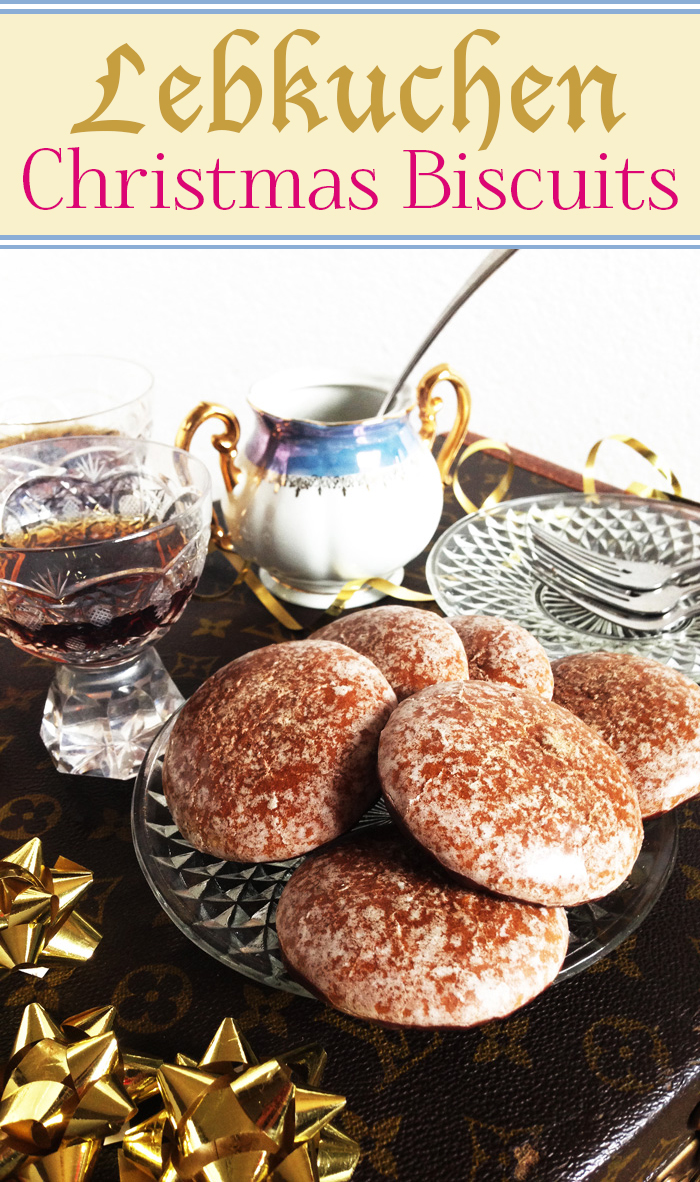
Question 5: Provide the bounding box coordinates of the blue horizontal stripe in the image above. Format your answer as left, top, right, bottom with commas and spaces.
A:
14, 0, 683, 4
2, 242, 698, 249
246, 411, 420, 477
2, 234, 700, 242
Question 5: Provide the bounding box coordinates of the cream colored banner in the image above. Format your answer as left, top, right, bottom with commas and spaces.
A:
0, 13, 696, 235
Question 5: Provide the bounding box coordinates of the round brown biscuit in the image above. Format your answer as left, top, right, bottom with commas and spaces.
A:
163, 639, 397, 862
314, 605, 469, 701
378, 681, 643, 907
552, 651, 700, 817
276, 830, 570, 1028
449, 613, 553, 699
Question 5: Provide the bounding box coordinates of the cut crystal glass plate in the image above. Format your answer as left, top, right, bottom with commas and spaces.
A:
132, 716, 678, 994
426, 491, 700, 675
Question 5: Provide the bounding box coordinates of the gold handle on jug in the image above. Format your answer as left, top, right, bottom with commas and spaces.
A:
416, 364, 472, 485
175, 402, 242, 492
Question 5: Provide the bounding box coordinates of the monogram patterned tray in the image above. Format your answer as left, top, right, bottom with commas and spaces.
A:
132, 716, 678, 996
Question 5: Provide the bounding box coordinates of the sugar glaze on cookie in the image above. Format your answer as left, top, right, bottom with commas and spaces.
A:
378, 681, 643, 907
553, 650, 700, 817
450, 613, 553, 699
276, 831, 569, 1028
163, 639, 397, 862
315, 605, 469, 701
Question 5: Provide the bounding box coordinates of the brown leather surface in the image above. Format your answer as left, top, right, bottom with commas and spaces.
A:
1, 450, 699, 1182
463, 431, 621, 495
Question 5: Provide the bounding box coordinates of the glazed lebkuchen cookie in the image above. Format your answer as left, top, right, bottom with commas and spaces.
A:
552, 650, 700, 817
163, 639, 396, 862
378, 680, 643, 907
314, 605, 469, 701
276, 829, 569, 1028
449, 613, 554, 700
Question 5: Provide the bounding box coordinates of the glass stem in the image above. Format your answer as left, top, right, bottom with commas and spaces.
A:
40, 646, 184, 780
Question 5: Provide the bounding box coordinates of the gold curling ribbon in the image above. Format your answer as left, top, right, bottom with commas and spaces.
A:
0, 839, 101, 983
182, 388, 515, 623
583, 435, 683, 500
325, 578, 434, 619
326, 438, 515, 616
452, 439, 515, 516
416, 364, 513, 516
198, 427, 516, 622
207, 515, 431, 626
209, 516, 304, 632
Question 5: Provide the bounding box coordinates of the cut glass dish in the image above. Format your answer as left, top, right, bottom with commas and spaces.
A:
426, 491, 700, 676
133, 717, 678, 995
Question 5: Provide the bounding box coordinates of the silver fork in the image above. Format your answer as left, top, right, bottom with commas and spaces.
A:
530, 522, 700, 591
529, 556, 700, 615
532, 561, 700, 633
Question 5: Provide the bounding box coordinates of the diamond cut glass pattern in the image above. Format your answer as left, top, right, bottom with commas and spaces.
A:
133, 718, 678, 995
0, 441, 210, 667
0, 436, 211, 778
427, 493, 700, 674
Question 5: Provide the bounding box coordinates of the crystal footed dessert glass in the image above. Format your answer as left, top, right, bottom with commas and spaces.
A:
0, 355, 153, 447
0, 436, 211, 779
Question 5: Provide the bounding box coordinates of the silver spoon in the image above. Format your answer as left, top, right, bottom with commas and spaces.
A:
378, 247, 518, 417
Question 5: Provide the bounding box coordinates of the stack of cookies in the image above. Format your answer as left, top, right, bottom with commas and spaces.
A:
162, 606, 700, 1029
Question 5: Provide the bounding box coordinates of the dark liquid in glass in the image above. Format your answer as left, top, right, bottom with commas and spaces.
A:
0, 515, 197, 662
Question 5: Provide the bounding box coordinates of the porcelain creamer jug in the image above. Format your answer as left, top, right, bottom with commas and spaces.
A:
177, 363, 470, 607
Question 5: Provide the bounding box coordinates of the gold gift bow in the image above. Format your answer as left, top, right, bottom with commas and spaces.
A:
119, 1017, 360, 1182
583, 435, 683, 500
0, 838, 100, 983
1, 1007, 360, 1182
0, 1003, 137, 1181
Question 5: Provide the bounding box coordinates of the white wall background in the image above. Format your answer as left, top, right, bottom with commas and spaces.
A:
1, 246, 698, 496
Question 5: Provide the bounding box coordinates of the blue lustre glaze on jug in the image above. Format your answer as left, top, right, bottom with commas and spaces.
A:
246, 409, 422, 479
215, 367, 470, 608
